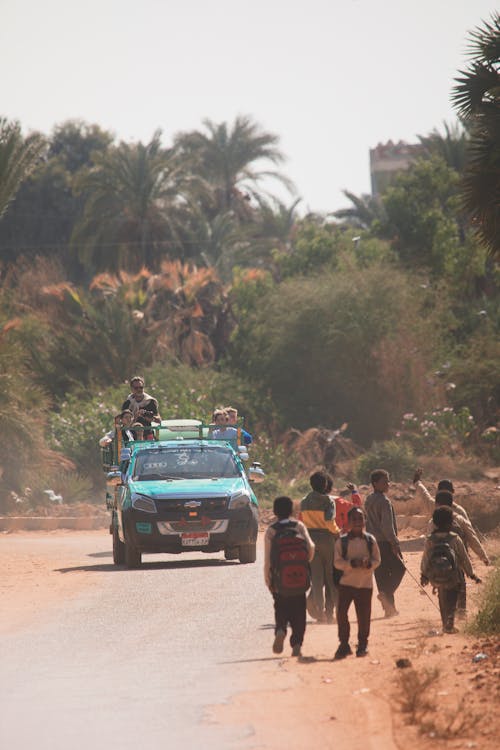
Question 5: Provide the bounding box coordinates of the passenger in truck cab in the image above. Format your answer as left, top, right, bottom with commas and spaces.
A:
98, 409, 136, 448
226, 406, 253, 445
209, 408, 238, 441
99, 414, 123, 448
131, 423, 146, 441
120, 410, 135, 442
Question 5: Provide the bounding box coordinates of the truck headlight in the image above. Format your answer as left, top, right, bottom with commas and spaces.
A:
228, 491, 251, 509
131, 494, 157, 513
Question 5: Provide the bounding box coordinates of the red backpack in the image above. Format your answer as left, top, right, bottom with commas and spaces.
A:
270, 521, 311, 597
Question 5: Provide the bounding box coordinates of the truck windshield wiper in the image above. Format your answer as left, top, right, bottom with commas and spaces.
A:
138, 473, 185, 481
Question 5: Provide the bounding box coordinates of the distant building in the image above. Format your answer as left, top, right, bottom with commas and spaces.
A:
370, 140, 425, 196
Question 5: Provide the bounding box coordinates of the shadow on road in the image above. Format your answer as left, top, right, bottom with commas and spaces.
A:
55, 558, 239, 574
87, 550, 113, 558
220, 655, 335, 665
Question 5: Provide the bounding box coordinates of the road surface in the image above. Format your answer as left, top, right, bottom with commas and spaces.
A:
0, 530, 495, 750
0, 532, 271, 750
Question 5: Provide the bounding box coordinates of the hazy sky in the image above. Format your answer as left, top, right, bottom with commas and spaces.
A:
1, 0, 496, 213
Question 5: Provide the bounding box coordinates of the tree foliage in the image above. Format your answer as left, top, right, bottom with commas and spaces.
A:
173, 115, 294, 217
229, 262, 445, 444
452, 12, 500, 258
0, 118, 45, 220
72, 130, 197, 273
0, 120, 112, 274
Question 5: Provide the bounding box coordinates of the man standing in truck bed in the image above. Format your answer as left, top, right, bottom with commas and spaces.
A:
122, 376, 160, 433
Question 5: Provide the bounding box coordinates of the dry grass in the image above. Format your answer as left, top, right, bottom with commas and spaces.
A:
394, 666, 440, 723
418, 695, 477, 739
394, 665, 478, 739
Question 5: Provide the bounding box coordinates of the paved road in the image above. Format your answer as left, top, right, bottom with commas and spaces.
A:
0, 533, 273, 750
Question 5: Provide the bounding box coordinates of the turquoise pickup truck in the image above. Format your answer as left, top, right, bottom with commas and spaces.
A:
102, 419, 264, 568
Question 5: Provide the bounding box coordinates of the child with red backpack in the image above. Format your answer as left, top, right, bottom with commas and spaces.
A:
264, 496, 315, 658
420, 505, 481, 634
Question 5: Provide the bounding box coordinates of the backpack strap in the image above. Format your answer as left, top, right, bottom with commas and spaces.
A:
340, 534, 349, 559
341, 532, 374, 560
363, 532, 374, 559
271, 520, 297, 532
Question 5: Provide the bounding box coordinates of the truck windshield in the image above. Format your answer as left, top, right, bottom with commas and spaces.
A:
132, 445, 241, 481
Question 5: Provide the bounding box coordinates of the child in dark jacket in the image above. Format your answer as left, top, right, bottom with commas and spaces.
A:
421, 506, 481, 634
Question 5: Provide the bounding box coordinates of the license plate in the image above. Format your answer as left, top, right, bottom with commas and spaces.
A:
181, 532, 209, 547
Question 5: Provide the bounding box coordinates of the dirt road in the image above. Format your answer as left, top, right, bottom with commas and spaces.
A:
0, 530, 497, 749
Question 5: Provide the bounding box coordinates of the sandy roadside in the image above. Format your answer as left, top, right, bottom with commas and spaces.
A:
208, 534, 499, 750
0, 528, 108, 635
1, 529, 498, 750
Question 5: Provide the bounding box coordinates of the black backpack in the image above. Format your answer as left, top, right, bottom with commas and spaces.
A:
270, 521, 311, 597
427, 533, 459, 587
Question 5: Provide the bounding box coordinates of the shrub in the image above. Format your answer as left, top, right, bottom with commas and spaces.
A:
255, 474, 311, 509
468, 561, 500, 635
398, 406, 475, 454
356, 440, 416, 483
229, 263, 444, 445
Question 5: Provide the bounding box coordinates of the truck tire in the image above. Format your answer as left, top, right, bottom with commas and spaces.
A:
124, 540, 141, 568
238, 543, 257, 564
112, 523, 125, 565
224, 547, 239, 560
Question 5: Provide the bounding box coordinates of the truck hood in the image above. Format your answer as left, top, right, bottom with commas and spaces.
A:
129, 477, 246, 499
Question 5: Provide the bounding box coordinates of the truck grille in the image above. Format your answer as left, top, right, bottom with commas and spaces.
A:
156, 497, 227, 511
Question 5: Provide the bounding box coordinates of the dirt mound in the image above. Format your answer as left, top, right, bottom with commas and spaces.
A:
282, 427, 361, 475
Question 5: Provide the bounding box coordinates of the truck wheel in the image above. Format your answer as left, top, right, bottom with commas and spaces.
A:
112, 524, 125, 565
124, 540, 141, 568
224, 547, 239, 560
238, 543, 257, 564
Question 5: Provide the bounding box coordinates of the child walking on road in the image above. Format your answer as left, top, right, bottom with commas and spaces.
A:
300, 471, 339, 623
421, 506, 481, 634
364, 469, 405, 617
264, 496, 315, 658
333, 507, 380, 658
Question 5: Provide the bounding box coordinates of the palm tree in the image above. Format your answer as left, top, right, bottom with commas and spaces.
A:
173, 116, 295, 218
238, 197, 301, 277
333, 190, 386, 230
417, 121, 470, 174
0, 118, 45, 220
144, 260, 232, 364
452, 12, 500, 258
91, 260, 233, 365
72, 130, 198, 273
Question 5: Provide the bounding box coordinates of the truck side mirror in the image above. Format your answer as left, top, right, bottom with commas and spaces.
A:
248, 462, 265, 483
107, 470, 122, 486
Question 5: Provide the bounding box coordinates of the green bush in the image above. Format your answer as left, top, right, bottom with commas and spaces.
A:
356, 440, 416, 483
467, 561, 500, 635
254, 473, 310, 508
229, 262, 445, 445
398, 406, 475, 454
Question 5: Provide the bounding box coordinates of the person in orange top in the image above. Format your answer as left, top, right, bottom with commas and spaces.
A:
325, 477, 363, 533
